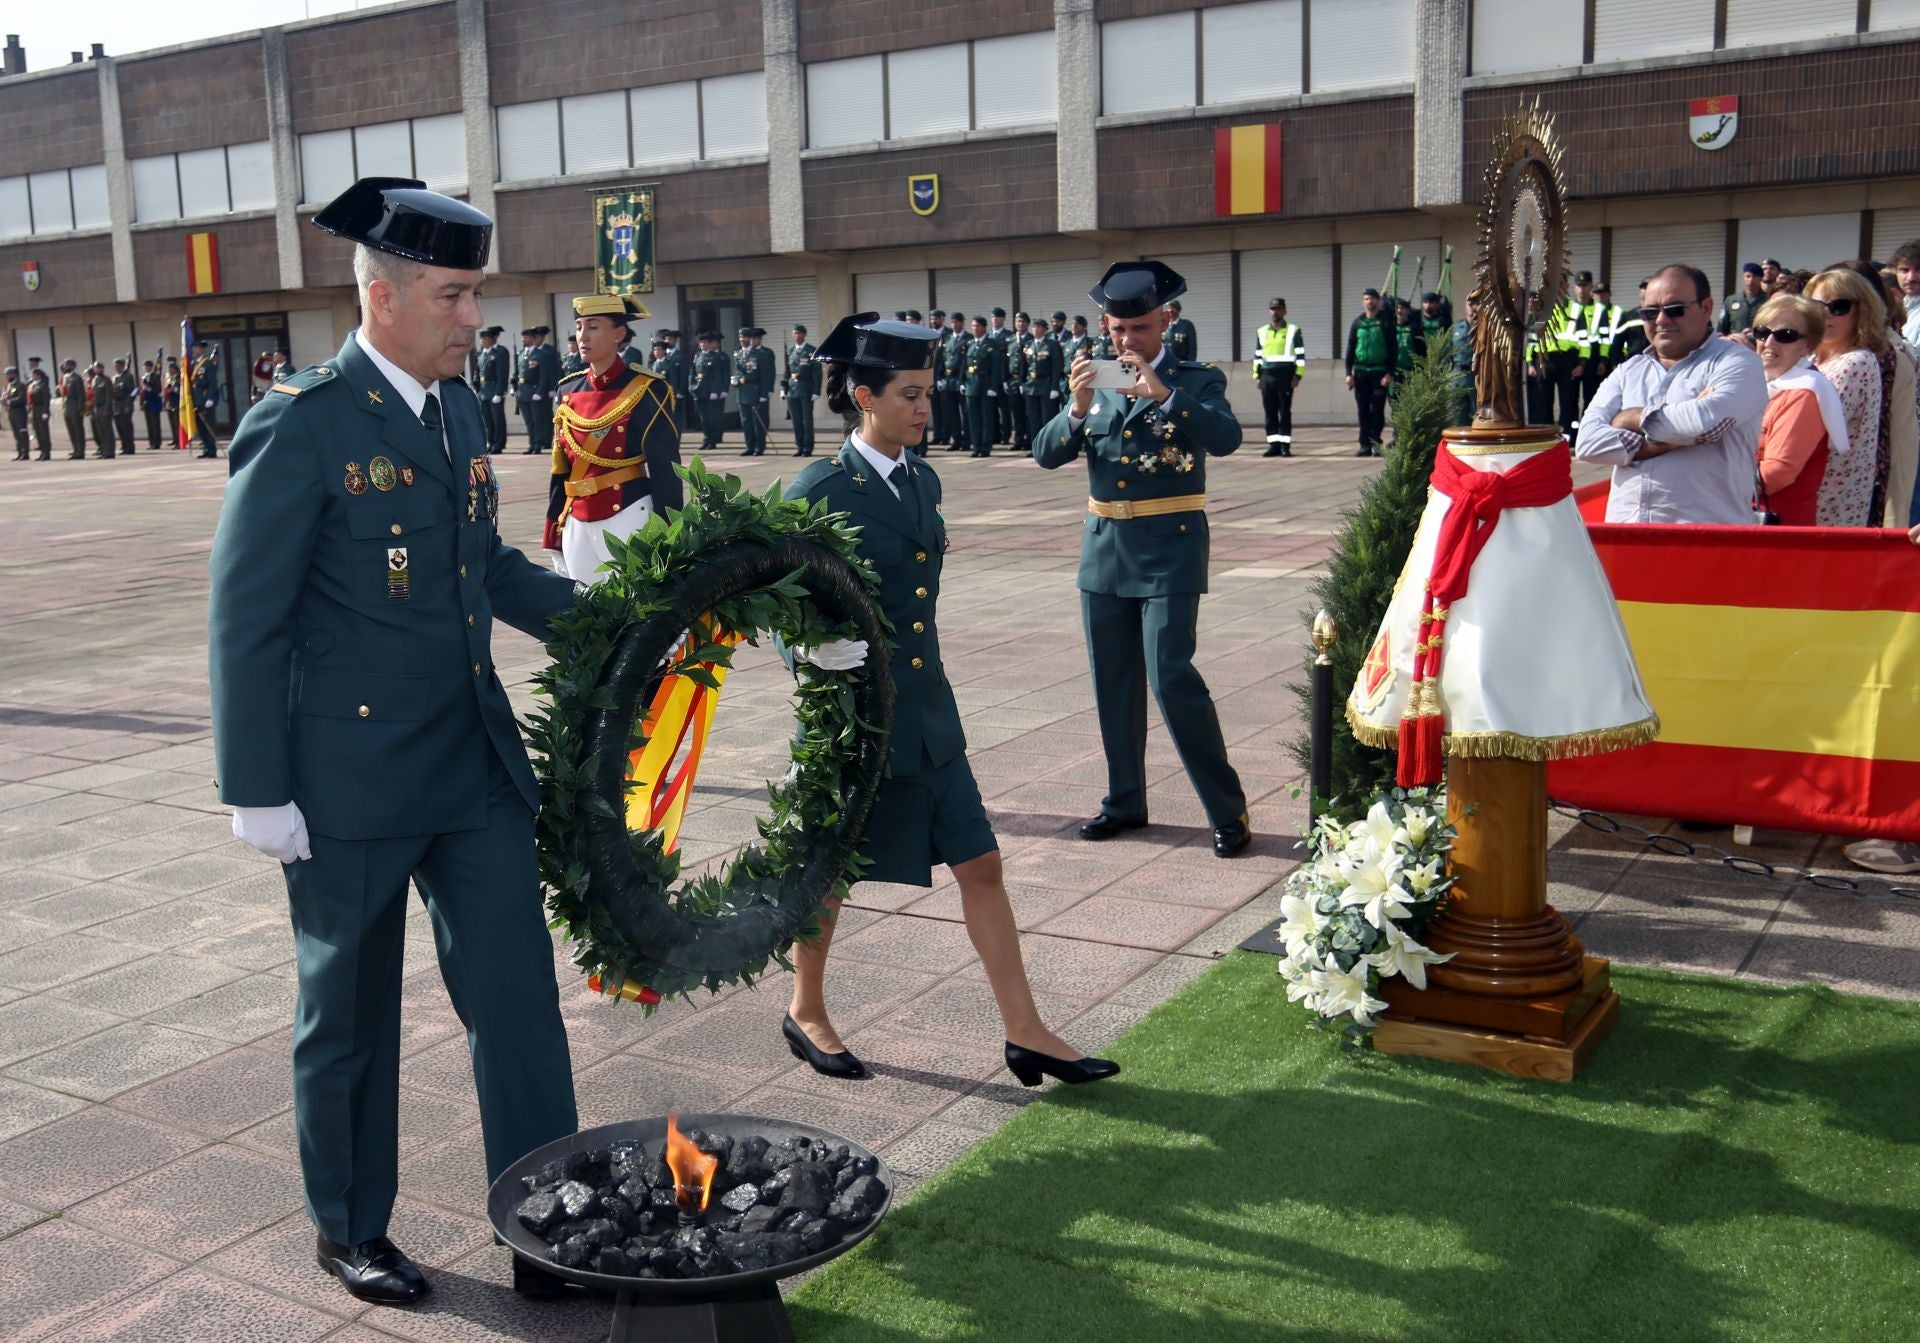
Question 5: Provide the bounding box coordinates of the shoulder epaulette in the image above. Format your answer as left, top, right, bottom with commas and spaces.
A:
1180, 361, 1215, 371
267, 364, 338, 398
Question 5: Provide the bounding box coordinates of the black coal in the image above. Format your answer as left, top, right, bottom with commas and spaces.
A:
513, 1128, 886, 1280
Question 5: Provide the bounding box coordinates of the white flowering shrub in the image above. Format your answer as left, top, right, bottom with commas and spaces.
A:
1277, 787, 1457, 1043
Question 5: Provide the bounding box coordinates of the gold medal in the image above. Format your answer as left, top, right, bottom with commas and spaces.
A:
369, 456, 397, 492
344, 461, 368, 495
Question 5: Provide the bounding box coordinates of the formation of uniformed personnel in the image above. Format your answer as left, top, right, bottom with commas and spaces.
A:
987, 308, 1014, 444
1006, 314, 1031, 452
1062, 314, 1093, 371
923, 309, 948, 444
732, 326, 775, 455
515, 326, 559, 454
59, 360, 87, 458
210, 177, 578, 1307
475, 325, 511, 454
189, 341, 222, 457
962, 315, 1003, 458
1091, 315, 1117, 360
26, 362, 53, 458
111, 357, 137, 454
88, 362, 116, 458
140, 359, 164, 450
780, 312, 1120, 1091
1343, 288, 1397, 457
692, 329, 731, 450
1022, 318, 1060, 445
541, 292, 684, 580
783, 323, 820, 456
658, 328, 692, 432
4, 367, 25, 460
937, 312, 969, 450
1449, 291, 1478, 427
163, 358, 182, 448
559, 335, 586, 380
1034, 260, 1252, 859
1166, 300, 1198, 363
1251, 297, 1306, 457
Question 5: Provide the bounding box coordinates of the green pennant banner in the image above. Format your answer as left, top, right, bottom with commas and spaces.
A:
592, 186, 656, 296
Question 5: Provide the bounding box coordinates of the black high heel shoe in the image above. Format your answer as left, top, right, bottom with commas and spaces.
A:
783, 1014, 868, 1079
1004, 1042, 1120, 1088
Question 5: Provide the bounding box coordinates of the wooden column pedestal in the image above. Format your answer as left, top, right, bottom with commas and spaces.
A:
1374, 754, 1618, 1081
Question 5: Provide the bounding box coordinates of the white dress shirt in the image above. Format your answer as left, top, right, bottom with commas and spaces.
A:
850, 431, 904, 498
353, 328, 449, 462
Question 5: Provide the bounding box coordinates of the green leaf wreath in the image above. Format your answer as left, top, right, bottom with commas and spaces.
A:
525, 460, 895, 1007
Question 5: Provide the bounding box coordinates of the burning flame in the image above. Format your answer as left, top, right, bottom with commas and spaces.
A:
664, 1113, 718, 1215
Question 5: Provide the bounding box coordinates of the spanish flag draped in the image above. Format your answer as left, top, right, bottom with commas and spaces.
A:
1549, 513, 1920, 842
1213, 123, 1282, 217
177, 317, 197, 450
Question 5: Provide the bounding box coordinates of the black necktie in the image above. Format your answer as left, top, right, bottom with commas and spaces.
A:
420, 394, 441, 434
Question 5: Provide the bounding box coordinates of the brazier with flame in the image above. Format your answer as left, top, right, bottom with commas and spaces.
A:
488, 1113, 895, 1343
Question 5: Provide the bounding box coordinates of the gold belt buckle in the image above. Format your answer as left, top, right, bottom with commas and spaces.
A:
1109, 498, 1136, 519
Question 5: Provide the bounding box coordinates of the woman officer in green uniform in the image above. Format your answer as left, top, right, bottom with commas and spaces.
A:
780, 314, 1118, 1090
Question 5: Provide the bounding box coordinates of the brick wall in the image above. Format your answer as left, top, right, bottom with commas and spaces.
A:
119, 44, 268, 158
495, 165, 771, 271
1094, 0, 1206, 20
134, 220, 280, 302
488, 0, 763, 104
1097, 97, 1412, 228
0, 236, 117, 312
0, 72, 102, 176
301, 222, 358, 290
1463, 40, 1920, 200
288, 4, 462, 133
802, 135, 1056, 251
796, 0, 1053, 64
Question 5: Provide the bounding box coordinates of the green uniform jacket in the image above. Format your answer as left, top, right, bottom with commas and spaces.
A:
734, 346, 775, 403
208, 336, 577, 841
1167, 317, 1198, 363
784, 440, 964, 779
693, 349, 730, 400
477, 343, 511, 398
1033, 357, 1241, 598
783, 342, 819, 398
963, 335, 1004, 395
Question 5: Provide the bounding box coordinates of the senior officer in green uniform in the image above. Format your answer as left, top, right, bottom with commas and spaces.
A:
208, 178, 577, 1308
780, 313, 1119, 1091
1035, 260, 1252, 857
782, 323, 820, 456
733, 326, 775, 455
476, 325, 511, 453
962, 315, 1002, 457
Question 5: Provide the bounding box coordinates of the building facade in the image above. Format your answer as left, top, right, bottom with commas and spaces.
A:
4, 0, 1920, 428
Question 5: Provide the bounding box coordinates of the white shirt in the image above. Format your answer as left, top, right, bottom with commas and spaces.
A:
353, 328, 449, 462
1903, 303, 1920, 350
851, 431, 903, 499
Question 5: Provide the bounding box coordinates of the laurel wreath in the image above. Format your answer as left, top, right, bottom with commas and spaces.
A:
526, 460, 895, 1005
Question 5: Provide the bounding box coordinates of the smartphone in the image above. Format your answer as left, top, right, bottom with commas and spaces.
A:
1087, 359, 1135, 390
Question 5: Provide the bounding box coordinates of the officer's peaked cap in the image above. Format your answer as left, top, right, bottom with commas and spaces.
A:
817, 313, 943, 371
1089, 260, 1185, 318
312, 177, 492, 270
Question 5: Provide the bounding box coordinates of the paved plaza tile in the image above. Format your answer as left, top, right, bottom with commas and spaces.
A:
0, 428, 1913, 1337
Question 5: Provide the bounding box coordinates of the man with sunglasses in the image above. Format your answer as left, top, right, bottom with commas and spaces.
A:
1573, 264, 1767, 524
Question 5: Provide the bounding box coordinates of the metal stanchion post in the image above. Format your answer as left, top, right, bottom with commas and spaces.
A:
1310, 610, 1336, 822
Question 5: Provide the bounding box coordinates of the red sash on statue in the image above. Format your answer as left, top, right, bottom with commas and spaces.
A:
1398, 443, 1574, 786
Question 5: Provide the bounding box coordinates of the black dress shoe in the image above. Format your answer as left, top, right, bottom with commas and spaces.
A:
783, 1014, 867, 1079
316, 1233, 429, 1305
512, 1255, 569, 1298
1213, 815, 1253, 858
1078, 813, 1147, 841
1263, 445, 1282, 457
1005, 1042, 1120, 1088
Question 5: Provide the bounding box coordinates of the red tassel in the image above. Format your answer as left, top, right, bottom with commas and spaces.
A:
1410, 714, 1443, 787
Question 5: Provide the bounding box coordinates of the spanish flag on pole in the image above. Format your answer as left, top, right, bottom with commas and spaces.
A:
1550, 517, 1920, 842
1213, 123, 1282, 217
178, 317, 197, 450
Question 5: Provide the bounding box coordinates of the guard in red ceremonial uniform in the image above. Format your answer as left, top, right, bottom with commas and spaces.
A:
542, 293, 684, 580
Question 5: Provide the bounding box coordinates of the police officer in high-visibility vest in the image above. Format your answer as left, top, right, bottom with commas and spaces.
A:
1585, 280, 1623, 406
1251, 297, 1305, 457
1537, 272, 1590, 442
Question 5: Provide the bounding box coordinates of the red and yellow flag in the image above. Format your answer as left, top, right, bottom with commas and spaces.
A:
185, 231, 220, 295
1550, 513, 1920, 841
1213, 123, 1282, 218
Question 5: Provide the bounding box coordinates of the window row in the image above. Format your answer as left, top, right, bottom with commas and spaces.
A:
1101, 0, 1413, 119
132, 143, 274, 224
301, 115, 466, 206
1472, 0, 1918, 77
0, 166, 109, 240
805, 31, 1056, 151
496, 73, 767, 183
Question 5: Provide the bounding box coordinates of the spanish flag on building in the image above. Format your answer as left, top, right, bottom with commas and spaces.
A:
185, 231, 220, 295
1550, 515, 1920, 841
1213, 123, 1281, 218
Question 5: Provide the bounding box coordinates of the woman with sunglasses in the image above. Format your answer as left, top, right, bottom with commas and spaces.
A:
1752, 296, 1847, 526
1806, 269, 1889, 526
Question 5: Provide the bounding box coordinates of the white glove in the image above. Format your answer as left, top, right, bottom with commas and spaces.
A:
202, 400, 214, 409
232, 802, 312, 864
532, 393, 544, 401
491, 394, 502, 403
799, 638, 869, 672
986, 389, 998, 398
1050, 390, 1060, 399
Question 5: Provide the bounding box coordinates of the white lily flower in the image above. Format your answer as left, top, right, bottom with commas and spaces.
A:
1350, 801, 1399, 859
1362, 881, 1414, 932
1367, 926, 1452, 990
1314, 961, 1389, 1026
1401, 807, 1434, 847
1405, 857, 1445, 897
1337, 850, 1403, 910
1278, 892, 1326, 948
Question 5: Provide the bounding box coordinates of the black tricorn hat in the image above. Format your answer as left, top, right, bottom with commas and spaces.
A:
480, 325, 504, 337
816, 312, 943, 371
1089, 260, 1185, 318
311, 177, 493, 270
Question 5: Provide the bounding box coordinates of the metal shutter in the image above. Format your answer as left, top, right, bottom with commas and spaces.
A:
1566, 228, 1602, 286
702, 73, 766, 158
299, 129, 354, 204
974, 33, 1056, 129
933, 265, 1014, 323
131, 156, 180, 224
0, 177, 30, 239
1873, 208, 1920, 262
354, 121, 413, 179
497, 102, 561, 182
227, 141, 276, 211
13, 327, 54, 375
52, 325, 93, 368
1607, 223, 1724, 302
752, 276, 822, 350
1471, 0, 1583, 76
69, 166, 108, 230
1239, 245, 1334, 360
1203, 1, 1302, 105
1102, 15, 1194, 115
1594, 0, 1714, 62
408, 118, 466, 194
889, 45, 970, 140
1018, 258, 1102, 326
854, 271, 931, 316
1739, 213, 1863, 276
1871, 0, 1920, 29
1724, 0, 1854, 47
633, 83, 701, 166
1310, 0, 1412, 93
1157, 249, 1230, 362
177, 147, 229, 218
28, 171, 73, 234
561, 93, 630, 175
806, 57, 883, 150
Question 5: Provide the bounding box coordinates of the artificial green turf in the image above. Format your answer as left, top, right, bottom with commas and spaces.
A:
788, 954, 1920, 1343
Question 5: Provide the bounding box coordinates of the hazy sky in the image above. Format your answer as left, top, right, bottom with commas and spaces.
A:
10, 1, 385, 72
